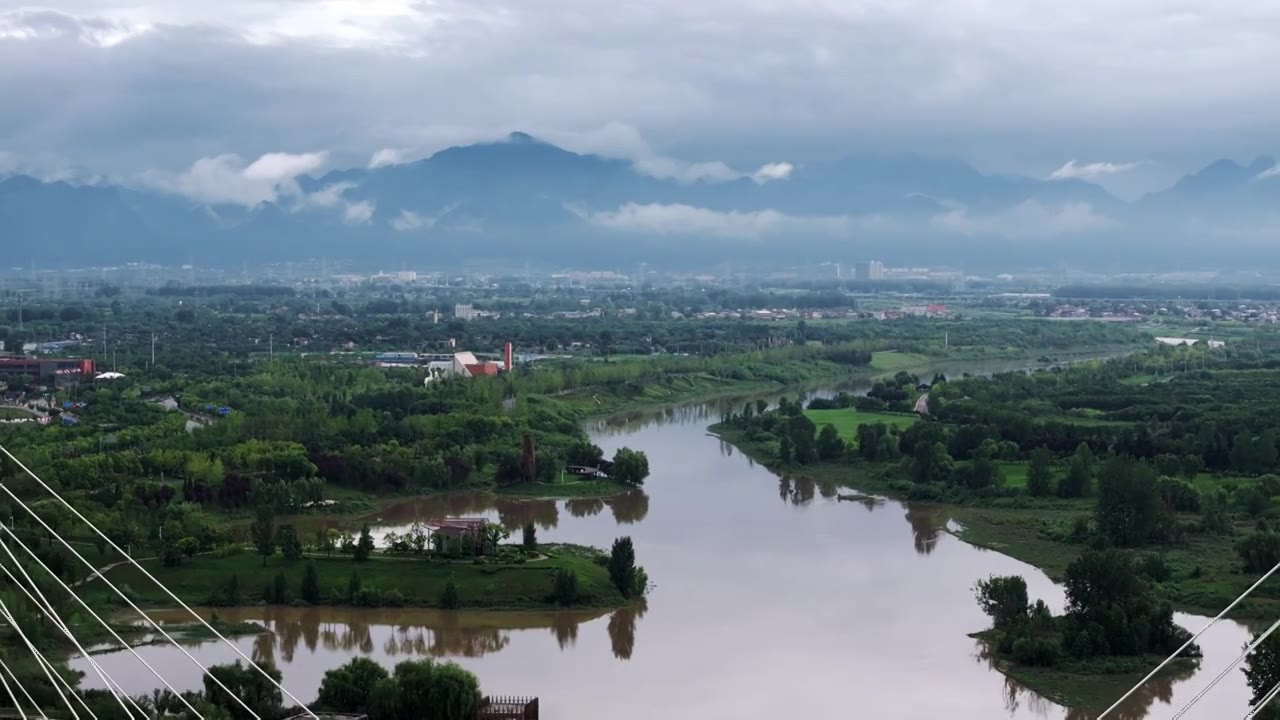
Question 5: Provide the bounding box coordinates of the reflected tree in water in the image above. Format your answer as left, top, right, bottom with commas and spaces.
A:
564, 497, 605, 518
607, 599, 648, 661
904, 504, 941, 556
495, 498, 559, 530
606, 490, 650, 524
550, 612, 579, 649
777, 475, 816, 506
975, 636, 1195, 720
817, 479, 837, 499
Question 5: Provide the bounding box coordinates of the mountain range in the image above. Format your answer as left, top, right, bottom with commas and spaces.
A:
3, 132, 1279, 271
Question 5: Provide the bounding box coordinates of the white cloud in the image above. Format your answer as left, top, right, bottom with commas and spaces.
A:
545, 122, 792, 184
931, 201, 1116, 238
389, 204, 459, 232
574, 202, 852, 238
160, 151, 328, 206
1258, 164, 1280, 180
369, 148, 410, 168
752, 162, 793, 183
343, 200, 375, 224
292, 181, 374, 224
1049, 159, 1138, 181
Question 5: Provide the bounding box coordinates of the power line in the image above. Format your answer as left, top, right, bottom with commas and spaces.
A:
1098, 559, 1280, 718
0, 523, 204, 719
0, 482, 262, 720
0, 533, 145, 719
0, 655, 38, 720
1170, 615, 1280, 719
0, 444, 315, 717
0, 597, 87, 720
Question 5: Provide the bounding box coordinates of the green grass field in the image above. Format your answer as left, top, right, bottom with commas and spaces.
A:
805, 408, 918, 439
869, 351, 931, 371
0, 406, 35, 419
997, 461, 1031, 489
91, 545, 625, 610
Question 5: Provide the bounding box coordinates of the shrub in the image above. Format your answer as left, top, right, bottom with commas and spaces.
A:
440, 578, 460, 609
1012, 636, 1061, 667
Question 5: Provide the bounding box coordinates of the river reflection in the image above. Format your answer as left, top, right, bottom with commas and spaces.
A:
83, 363, 1259, 719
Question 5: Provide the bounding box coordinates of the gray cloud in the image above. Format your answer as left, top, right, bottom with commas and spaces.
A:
930, 201, 1117, 239
1, 2, 1279, 184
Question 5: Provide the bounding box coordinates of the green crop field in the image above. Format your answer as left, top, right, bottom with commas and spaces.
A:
805, 408, 918, 439
870, 351, 931, 371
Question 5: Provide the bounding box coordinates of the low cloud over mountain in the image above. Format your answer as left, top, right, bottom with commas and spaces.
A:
3, 133, 1278, 270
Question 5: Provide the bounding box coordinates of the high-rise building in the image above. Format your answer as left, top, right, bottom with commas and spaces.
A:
854, 261, 886, 281
455, 304, 479, 321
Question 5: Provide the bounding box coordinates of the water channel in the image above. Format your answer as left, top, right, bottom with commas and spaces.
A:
78, 358, 1257, 719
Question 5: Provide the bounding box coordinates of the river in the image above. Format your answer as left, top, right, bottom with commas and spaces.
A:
76, 358, 1258, 719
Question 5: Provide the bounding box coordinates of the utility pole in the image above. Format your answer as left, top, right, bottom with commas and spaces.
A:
269, 334, 274, 361
151, 333, 157, 368
102, 323, 107, 361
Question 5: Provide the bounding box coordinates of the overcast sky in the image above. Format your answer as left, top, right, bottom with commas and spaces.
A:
2, 0, 1279, 198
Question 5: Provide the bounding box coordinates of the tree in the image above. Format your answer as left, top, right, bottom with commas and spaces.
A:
1062, 549, 1194, 659
250, 505, 275, 567
787, 415, 818, 464
1239, 531, 1280, 574
177, 536, 200, 563
426, 663, 482, 720
522, 522, 537, 551
553, 568, 579, 606
909, 441, 952, 485
974, 575, 1029, 630
611, 448, 650, 485
609, 537, 637, 599
348, 570, 362, 603
391, 659, 435, 718
481, 523, 509, 555
1095, 456, 1168, 547
301, 561, 320, 604
276, 524, 303, 561
317, 657, 389, 713
1026, 448, 1055, 497
203, 660, 283, 720
779, 434, 794, 463
441, 577, 460, 609
817, 424, 845, 461
355, 524, 375, 562
271, 571, 288, 604
1245, 631, 1280, 719
1059, 443, 1096, 498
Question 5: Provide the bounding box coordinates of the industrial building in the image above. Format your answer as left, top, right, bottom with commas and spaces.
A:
0, 357, 96, 384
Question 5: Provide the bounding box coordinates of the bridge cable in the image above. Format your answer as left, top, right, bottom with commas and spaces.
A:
0, 597, 87, 720
1170, 615, 1280, 719
0, 655, 37, 720
1245, 679, 1280, 719
0, 523, 204, 720
1097, 558, 1280, 718
0, 482, 261, 720
0, 445, 317, 719
0, 533, 147, 719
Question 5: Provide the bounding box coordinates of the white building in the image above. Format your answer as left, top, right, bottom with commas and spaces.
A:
455, 304, 479, 321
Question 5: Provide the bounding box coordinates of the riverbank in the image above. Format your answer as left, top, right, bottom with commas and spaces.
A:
971, 629, 1201, 714
568, 346, 1138, 421
711, 423, 1273, 713
86, 544, 627, 611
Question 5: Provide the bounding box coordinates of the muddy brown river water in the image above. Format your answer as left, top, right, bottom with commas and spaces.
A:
77, 359, 1258, 719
